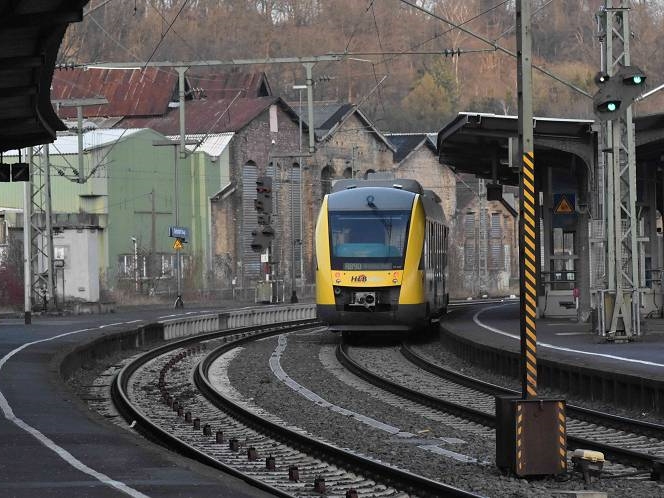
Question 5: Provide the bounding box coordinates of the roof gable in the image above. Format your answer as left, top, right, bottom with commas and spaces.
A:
385, 133, 429, 163
119, 97, 296, 135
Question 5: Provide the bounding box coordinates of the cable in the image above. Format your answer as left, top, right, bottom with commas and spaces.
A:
144, 0, 191, 69
87, 14, 143, 63
369, 2, 388, 120
343, 1, 375, 54
147, 0, 208, 64
397, 0, 592, 98
379, 0, 510, 66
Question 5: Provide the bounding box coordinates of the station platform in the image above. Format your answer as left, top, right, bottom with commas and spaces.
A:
0, 305, 273, 498
443, 300, 664, 382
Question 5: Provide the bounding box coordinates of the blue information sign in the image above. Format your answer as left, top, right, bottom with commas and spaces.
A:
169, 226, 189, 241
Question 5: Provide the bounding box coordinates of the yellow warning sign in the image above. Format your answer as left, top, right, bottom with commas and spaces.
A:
173, 238, 183, 250
554, 194, 575, 214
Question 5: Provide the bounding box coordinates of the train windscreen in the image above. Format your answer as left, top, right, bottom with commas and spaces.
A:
329, 210, 410, 270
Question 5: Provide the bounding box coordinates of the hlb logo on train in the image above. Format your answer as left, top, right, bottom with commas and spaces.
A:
351, 275, 368, 283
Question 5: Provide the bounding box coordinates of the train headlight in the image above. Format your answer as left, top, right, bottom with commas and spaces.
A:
364, 294, 374, 305
333, 286, 342, 295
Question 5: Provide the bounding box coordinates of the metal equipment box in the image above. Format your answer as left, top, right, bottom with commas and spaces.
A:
495, 396, 567, 476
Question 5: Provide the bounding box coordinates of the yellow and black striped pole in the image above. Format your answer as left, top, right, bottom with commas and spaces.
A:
498, 0, 566, 477
520, 150, 538, 399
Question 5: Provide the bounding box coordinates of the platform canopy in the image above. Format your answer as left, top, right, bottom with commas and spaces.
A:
436, 112, 596, 186
0, 0, 88, 153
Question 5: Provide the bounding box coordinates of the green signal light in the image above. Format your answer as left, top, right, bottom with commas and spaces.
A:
632, 75, 643, 85
607, 102, 618, 111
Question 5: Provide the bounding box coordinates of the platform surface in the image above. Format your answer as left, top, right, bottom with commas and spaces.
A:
444, 300, 664, 380
0, 305, 275, 498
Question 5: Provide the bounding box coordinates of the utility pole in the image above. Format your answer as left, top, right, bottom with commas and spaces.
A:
597, 0, 642, 340
52, 98, 108, 183
495, 0, 566, 478
23, 150, 32, 324
26, 145, 56, 312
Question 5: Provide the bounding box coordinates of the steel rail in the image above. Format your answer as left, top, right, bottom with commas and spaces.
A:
111, 319, 318, 498
196, 333, 482, 498
402, 342, 664, 440
335, 340, 661, 473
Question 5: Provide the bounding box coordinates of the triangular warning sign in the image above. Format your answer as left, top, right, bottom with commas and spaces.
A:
554, 195, 574, 214
173, 238, 183, 250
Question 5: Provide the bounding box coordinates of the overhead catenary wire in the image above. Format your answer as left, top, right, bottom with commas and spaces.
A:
397, 0, 592, 99
368, 1, 388, 120
143, 0, 190, 69
378, 0, 511, 66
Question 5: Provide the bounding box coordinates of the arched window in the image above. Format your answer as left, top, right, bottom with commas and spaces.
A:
321, 165, 334, 197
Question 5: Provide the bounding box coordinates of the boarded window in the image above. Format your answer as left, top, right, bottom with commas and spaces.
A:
490, 213, 501, 238
464, 239, 475, 269
464, 213, 475, 237
489, 239, 503, 269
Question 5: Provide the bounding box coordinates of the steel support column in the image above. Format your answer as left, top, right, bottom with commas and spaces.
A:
599, 0, 641, 339
28, 145, 55, 311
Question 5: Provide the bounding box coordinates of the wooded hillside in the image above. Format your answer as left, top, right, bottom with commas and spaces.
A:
58, 0, 664, 131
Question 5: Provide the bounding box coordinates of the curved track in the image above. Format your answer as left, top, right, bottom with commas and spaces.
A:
336, 339, 664, 475
112, 321, 480, 497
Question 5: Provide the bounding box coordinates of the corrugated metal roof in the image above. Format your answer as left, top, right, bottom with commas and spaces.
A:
51, 67, 177, 118
120, 97, 280, 135
167, 133, 234, 157
3, 128, 145, 156
186, 70, 272, 99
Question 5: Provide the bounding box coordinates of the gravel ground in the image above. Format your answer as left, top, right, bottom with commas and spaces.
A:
226, 329, 664, 497
65, 326, 664, 497
418, 329, 664, 426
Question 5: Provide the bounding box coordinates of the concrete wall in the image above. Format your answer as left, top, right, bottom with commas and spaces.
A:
53, 228, 100, 302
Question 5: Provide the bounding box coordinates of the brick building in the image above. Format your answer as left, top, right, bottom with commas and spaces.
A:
451, 174, 519, 297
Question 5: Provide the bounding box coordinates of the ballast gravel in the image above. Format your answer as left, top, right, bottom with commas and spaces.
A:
225, 329, 664, 498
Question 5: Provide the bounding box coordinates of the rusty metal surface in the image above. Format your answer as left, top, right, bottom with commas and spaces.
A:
495, 396, 566, 476
186, 70, 272, 99
120, 97, 280, 134
51, 67, 177, 118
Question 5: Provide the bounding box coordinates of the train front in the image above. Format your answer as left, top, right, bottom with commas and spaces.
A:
315, 186, 426, 331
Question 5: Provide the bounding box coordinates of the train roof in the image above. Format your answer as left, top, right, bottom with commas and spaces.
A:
327, 180, 447, 224
331, 179, 424, 194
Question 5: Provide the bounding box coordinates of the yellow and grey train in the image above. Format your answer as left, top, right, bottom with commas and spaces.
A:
315, 179, 449, 332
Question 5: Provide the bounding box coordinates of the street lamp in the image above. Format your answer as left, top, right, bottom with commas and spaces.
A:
153, 139, 195, 308
291, 84, 307, 303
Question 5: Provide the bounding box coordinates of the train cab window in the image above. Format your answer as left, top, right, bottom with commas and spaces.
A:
329, 210, 410, 270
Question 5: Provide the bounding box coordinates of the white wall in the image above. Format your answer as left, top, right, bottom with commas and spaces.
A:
53, 228, 100, 302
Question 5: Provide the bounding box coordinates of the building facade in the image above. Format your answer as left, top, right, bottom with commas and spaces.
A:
0, 128, 226, 303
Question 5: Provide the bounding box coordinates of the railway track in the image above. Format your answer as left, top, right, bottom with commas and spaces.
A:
338, 339, 664, 477
111, 321, 480, 497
